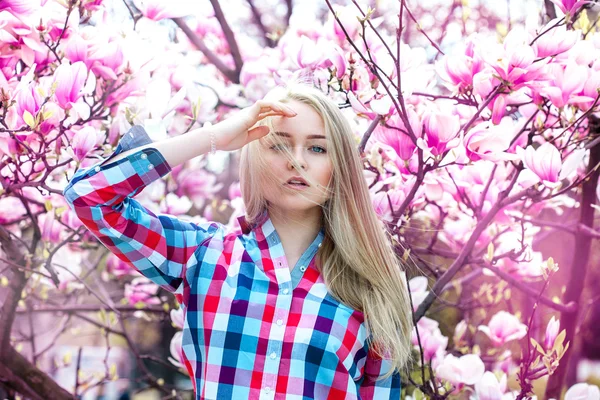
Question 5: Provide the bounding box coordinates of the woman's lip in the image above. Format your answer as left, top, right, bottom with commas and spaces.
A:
285, 183, 310, 191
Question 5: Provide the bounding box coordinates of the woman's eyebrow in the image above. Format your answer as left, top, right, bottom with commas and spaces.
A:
273, 131, 326, 140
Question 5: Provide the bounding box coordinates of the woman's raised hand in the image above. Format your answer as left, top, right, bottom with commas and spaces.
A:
211, 100, 297, 152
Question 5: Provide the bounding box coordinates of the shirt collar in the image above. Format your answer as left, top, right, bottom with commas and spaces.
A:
236, 210, 325, 241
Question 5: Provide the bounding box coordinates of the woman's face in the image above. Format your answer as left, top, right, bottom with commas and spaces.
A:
260, 99, 333, 215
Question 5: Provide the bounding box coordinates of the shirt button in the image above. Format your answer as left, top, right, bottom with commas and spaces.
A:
300, 266, 306, 272
276, 319, 283, 326
141, 153, 147, 159
270, 352, 277, 359
148, 164, 154, 170
282, 288, 289, 295
264, 387, 271, 394
94, 166, 100, 172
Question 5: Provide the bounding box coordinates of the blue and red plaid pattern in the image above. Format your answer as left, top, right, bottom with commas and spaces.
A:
63, 125, 402, 399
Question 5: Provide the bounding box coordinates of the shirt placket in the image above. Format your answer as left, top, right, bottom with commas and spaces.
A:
260, 234, 293, 399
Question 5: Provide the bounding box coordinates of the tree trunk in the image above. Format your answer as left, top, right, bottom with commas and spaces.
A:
544, 116, 600, 398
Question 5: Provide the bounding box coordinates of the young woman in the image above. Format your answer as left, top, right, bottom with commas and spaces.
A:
63, 84, 413, 399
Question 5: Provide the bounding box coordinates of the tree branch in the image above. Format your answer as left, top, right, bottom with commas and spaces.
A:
247, 0, 276, 47
209, 0, 243, 81
0, 346, 73, 400
172, 18, 239, 83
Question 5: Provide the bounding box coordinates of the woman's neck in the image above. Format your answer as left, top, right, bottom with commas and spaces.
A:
267, 207, 323, 256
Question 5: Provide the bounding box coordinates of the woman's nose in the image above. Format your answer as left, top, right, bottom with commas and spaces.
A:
287, 146, 307, 170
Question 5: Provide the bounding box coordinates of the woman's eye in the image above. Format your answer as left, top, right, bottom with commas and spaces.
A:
311, 146, 326, 154
270, 144, 286, 150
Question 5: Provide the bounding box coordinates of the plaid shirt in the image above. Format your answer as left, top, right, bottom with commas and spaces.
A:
63, 125, 401, 399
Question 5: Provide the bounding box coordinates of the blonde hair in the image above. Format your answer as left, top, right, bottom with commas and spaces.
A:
238, 83, 413, 378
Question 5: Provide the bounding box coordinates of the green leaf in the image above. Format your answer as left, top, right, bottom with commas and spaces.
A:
23, 110, 36, 128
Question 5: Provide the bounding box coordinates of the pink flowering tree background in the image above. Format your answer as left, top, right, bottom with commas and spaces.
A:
1, 0, 600, 398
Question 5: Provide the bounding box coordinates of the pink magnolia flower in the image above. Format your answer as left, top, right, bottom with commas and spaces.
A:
371, 189, 405, 223
474, 371, 508, 400
373, 111, 420, 161
479, 30, 549, 91
322, 44, 346, 79
478, 311, 528, 347
435, 354, 485, 389
170, 307, 184, 329
411, 317, 448, 362
87, 39, 123, 80
453, 320, 468, 346
71, 126, 97, 161
564, 383, 600, 400
328, 5, 361, 44
64, 34, 89, 64
53, 61, 88, 109
228, 182, 242, 200
14, 83, 42, 128
124, 277, 160, 305
533, 21, 579, 58
106, 254, 135, 277
418, 111, 461, 157
549, 0, 587, 16
0, 0, 38, 17
168, 331, 185, 369
133, 0, 191, 21
437, 36, 484, 94
409, 276, 429, 311
519, 142, 562, 186
176, 168, 223, 209
38, 212, 61, 243
0, 196, 27, 223
540, 62, 588, 108
159, 193, 192, 215
544, 316, 560, 350
571, 69, 600, 112
464, 119, 520, 162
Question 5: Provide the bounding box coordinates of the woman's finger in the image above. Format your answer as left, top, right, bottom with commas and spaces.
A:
255, 100, 296, 115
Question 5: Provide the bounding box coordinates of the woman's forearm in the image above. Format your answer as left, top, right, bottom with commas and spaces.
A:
103, 125, 214, 168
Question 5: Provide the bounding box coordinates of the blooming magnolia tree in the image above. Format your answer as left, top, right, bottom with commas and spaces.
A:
1, 0, 600, 399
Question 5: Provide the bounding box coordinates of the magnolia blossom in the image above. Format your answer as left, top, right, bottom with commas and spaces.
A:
549, 0, 587, 16
544, 316, 561, 350
38, 212, 61, 243
160, 193, 193, 216
519, 142, 562, 187
53, 61, 88, 109
540, 62, 588, 108
0, 196, 27, 223
464, 119, 520, 162
170, 307, 185, 330
106, 254, 135, 277
453, 320, 468, 346
124, 277, 160, 306
176, 167, 224, 209
478, 311, 528, 347
532, 21, 579, 58
409, 276, 429, 311
437, 37, 484, 94
474, 371, 508, 400
564, 383, 600, 400
412, 317, 448, 362
133, 0, 191, 21
373, 111, 419, 161
418, 111, 461, 157
435, 353, 485, 389
169, 331, 185, 369
70, 126, 97, 161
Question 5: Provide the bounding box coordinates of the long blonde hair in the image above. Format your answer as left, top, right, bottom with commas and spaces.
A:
238, 83, 413, 378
